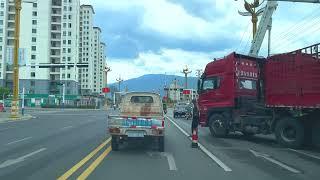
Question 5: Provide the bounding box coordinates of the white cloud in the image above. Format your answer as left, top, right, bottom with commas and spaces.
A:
83, 0, 320, 82
107, 48, 232, 83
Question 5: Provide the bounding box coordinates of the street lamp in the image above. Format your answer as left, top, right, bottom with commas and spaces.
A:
181, 66, 192, 89
116, 76, 123, 92
104, 65, 111, 88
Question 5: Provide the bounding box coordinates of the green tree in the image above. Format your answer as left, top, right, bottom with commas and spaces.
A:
0, 87, 10, 100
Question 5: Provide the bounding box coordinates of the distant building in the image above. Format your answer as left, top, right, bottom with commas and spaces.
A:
164, 79, 197, 102
78, 5, 106, 95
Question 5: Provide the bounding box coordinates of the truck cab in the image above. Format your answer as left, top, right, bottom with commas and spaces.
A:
197, 53, 267, 137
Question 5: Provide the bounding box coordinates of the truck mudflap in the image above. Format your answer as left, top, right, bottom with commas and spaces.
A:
107, 115, 165, 137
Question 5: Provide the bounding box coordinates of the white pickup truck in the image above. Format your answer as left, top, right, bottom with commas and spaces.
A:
107, 92, 165, 152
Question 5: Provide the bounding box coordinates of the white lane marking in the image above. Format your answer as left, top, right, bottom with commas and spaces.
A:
0, 127, 14, 132
288, 148, 320, 161
249, 149, 301, 173
166, 116, 232, 172
0, 148, 46, 169
61, 126, 73, 130
161, 152, 178, 171
6, 137, 32, 146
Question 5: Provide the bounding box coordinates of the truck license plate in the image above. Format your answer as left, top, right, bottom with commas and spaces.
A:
126, 131, 145, 138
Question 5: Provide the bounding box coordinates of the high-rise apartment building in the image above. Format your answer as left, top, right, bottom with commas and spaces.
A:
0, 0, 80, 97
79, 5, 105, 95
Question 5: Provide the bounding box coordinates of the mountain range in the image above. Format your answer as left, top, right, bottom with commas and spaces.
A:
109, 74, 198, 96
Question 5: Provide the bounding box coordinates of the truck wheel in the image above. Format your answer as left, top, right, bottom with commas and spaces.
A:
242, 132, 255, 138
275, 117, 304, 148
111, 136, 119, 151
209, 114, 228, 138
158, 136, 164, 152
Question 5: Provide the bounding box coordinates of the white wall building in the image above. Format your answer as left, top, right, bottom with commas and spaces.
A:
0, 0, 80, 96
79, 5, 105, 95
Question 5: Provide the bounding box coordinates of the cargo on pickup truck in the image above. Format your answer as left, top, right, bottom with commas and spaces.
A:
107, 92, 165, 151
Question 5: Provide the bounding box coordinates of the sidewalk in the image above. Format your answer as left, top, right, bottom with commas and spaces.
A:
0, 111, 33, 123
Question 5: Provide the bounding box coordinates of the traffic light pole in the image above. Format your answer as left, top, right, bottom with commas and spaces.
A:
10, 0, 22, 118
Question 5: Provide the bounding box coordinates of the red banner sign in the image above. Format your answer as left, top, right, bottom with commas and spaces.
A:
102, 87, 110, 93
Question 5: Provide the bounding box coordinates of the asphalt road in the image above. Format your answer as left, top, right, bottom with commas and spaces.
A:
0, 108, 319, 180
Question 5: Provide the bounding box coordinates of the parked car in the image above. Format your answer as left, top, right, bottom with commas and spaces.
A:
173, 102, 189, 118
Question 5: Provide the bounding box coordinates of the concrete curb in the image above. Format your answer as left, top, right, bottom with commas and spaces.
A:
0, 114, 34, 123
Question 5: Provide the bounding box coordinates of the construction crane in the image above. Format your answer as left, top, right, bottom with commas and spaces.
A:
245, 0, 320, 57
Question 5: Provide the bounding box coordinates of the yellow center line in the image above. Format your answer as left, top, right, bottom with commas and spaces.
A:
57, 137, 111, 180
77, 146, 112, 180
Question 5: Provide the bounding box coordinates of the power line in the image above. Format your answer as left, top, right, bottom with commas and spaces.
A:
236, 22, 250, 52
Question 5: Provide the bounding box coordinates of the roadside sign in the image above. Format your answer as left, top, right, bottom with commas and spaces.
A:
102, 87, 110, 93
183, 90, 191, 95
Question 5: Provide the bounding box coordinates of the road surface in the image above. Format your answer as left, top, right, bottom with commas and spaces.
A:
0, 108, 319, 180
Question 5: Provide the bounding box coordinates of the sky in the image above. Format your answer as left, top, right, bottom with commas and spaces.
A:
80, 0, 320, 83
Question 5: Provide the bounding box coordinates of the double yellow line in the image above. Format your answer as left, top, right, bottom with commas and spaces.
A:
57, 137, 112, 180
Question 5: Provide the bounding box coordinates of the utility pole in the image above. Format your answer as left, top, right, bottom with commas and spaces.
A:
10, 0, 22, 118
181, 66, 192, 89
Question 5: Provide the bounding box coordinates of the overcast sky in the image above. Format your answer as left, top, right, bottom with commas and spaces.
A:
80, 0, 320, 83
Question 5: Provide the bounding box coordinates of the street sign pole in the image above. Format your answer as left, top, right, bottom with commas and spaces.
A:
62, 84, 65, 109
22, 87, 25, 116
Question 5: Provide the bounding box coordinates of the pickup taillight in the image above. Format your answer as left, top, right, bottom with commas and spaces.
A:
109, 128, 120, 133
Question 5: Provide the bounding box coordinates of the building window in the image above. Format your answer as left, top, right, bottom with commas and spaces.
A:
31, 55, 36, 59
32, 29, 37, 33
62, 74, 65, 78
68, 31, 71, 36
62, 48, 66, 53
32, 11, 37, 16
69, 0, 72, 3
31, 81, 35, 86
69, 7, 72, 11
68, 23, 71, 28
68, 40, 71, 44
32, 20, 37, 25
63, 31, 66, 36
32, 37, 36, 42
63, 6, 67, 11
67, 57, 71, 61
32, 46, 36, 51
1, 3, 4, 8
63, 15, 67, 19
67, 74, 70, 78
33, 3, 37, 8
31, 72, 35, 77
68, 15, 71, 19
63, 23, 66, 28
63, 40, 66, 44
68, 48, 71, 53
0, 11, 3, 16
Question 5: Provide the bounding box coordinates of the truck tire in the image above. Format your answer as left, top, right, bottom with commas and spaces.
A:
209, 114, 228, 138
158, 136, 164, 152
275, 117, 304, 148
242, 131, 255, 138
111, 135, 119, 151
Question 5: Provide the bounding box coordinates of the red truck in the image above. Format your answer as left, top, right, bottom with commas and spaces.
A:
197, 43, 320, 148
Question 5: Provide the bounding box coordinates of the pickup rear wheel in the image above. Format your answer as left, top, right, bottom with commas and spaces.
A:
275, 117, 304, 148
209, 114, 228, 138
111, 135, 119, 151
158, 136, 164, 152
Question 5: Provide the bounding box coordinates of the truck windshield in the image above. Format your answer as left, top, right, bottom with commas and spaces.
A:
202, 77, 220, 90
130, 96, 154, 103
239, 79, 257, 90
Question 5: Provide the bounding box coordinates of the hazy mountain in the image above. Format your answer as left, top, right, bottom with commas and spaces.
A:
110, 74, 198, 96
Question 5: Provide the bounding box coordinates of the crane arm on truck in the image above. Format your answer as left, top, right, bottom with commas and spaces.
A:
249, 0, 320, 57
